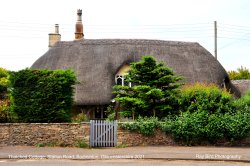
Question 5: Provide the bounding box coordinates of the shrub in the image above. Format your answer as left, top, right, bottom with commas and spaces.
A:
120, 116, 159, 136
72, 112, 89, 123
239, 89, 250, 106
106, 105, 116, 121
205, 106, 250, 142
119, 83, 250, 144
106, 112, 116, 121
0, 99, 10, 123
164, 110, 250, 144
228, 66, 250, 80
161, 83, 250, 144
76, 139, 89, 148
162, 110, 208, 144
179, 83, 234, 114
9, 69, 77, 123
0, 67, 9, 94
223, 107, 250, 141
205, 113, 226, 140
233, 88, 250, 112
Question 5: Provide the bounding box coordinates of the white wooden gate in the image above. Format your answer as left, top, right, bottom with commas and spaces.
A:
90, 120, 117, 147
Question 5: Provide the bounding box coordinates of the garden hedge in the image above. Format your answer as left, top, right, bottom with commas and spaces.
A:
9, 69, 77, 122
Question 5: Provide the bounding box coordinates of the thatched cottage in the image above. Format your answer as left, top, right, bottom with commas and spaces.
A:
31, 10, 240, 119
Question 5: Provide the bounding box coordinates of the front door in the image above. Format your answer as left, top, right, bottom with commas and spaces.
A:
94, 106, 107, 119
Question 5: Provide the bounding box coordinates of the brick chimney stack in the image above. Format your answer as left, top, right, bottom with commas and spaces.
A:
48, 24, 61, 47
75, 9, 84, 40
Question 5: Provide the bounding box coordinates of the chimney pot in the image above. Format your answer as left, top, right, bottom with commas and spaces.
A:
77, 9, 82, 21
75, 9, 84, 40
55, 24, 59, 34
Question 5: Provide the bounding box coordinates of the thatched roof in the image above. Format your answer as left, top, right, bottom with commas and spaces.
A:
31, 39, 239, 105
231, 80, 250, 96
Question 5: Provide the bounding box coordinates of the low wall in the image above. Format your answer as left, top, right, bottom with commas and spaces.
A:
0, 123, 249, 147
117, 129, 250, 147
117, 129, 176, 146
0, 123, 89, 146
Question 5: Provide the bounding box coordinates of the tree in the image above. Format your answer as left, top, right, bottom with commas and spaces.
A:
113, 56, 182, 119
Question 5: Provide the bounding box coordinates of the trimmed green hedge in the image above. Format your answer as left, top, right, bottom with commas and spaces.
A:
9, 69, 77, 122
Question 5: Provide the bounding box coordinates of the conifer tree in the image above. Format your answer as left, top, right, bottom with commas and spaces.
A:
113, 56, 182, 118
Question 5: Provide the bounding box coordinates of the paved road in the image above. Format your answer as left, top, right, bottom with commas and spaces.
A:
0, 159, 249, 166
0, 146, 249, 162
0, 146, 249, 166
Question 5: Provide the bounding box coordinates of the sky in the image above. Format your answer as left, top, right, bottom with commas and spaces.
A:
0, 0, 249, 71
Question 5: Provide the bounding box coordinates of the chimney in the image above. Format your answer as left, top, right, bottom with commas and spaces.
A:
48, 24, 61, 47
75, 9, 84, 40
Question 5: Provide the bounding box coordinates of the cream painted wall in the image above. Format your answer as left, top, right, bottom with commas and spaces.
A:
116, 64, 131, 75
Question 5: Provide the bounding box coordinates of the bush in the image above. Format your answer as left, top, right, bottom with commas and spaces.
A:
228, 66, 250, 80
105, 105, 116, 121
9, 69, 77, 123
169, 110, 250, 144
206, 107, 250, 141
162, 110, 208, 144
238, 89, 250, 107
120, 116, 159, 136
72, 112, 89, 123
0, 67, 9, 94
205, 113, 231, 142
223, 107, 250, 141
161, 83, 250, 144
0, 99, 10, 123
120, 83, 250, 144
76, 139, 89, 148
179, 83, 234, 114
233, 88, 250, 113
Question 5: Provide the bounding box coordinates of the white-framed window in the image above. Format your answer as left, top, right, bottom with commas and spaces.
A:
115, 64, 132, 87
115, 75, 132, 87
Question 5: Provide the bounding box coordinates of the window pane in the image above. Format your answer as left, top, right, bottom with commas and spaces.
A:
124, 81, 130, 86
117, 77, 123, 85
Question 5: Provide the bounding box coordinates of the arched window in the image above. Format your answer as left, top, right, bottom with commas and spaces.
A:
116, 75, 124, 86
115, 64, 131, 87
115, 75, 132, 87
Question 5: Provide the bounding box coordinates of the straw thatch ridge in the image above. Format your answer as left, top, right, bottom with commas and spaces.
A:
31, 39, 239, 105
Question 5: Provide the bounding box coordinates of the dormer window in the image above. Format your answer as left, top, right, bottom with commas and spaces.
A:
115, 64, 131, 87
115, 75, 132, 87
116, 75, 124, 86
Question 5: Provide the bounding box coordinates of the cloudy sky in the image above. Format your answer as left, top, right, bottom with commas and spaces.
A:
0, 0, 249, 71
